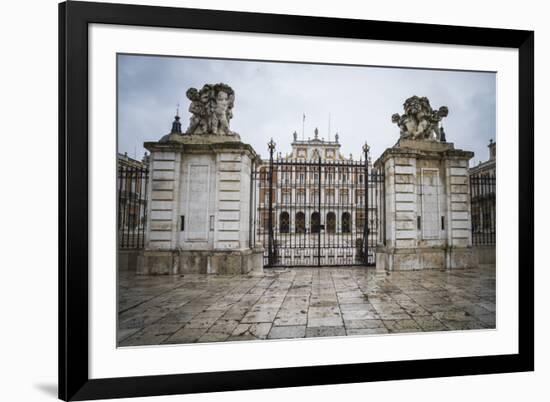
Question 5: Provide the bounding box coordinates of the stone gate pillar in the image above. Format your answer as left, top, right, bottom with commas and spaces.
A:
137, 83, 264, 275
374, 96, 477, 270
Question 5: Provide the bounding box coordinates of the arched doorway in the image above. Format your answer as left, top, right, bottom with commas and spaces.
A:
279, 211, 290, 233
295, 212, 305, 233
341, 212, 351, 233
311, 212, 320, 233
326, 212, 336, 233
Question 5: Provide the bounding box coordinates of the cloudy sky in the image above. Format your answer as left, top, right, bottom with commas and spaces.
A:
118, 54, 496, 165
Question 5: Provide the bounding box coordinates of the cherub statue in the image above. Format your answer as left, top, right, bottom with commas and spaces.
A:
184, 83, 236, 135
210, 83, 235, 135
184, 85, 213, 134
391, 96, 449, 141
185, 87, 205, 134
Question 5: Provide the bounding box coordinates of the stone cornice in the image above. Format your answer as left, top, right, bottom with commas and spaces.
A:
374, 141, 474, 168
144, 137, 261, 163
291, 140, 341, 147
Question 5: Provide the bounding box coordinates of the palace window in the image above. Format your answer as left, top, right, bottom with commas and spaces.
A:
284, 171, 290, 184
356, 212, 365, 230
341, 212, 351, 233
325, 189, 335, 204
295, 212, 305, 233
282, 191, 291, 204
339, 191, 349, 204
326, 212, 336, 234
356, 190, 365, 206
279, 211, 290, 233
311, 212, 321, 233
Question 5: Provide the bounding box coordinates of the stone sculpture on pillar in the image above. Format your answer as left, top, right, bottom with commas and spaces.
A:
184, 83, 236, 136
138, 83, 263, 275
391, 96, 449, 142
375, 96, 476, 271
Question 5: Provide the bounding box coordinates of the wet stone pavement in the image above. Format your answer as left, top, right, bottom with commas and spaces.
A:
118, 265, 496, 346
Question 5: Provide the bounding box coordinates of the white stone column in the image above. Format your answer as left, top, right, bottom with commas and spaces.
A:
138, 148, 182, 274
445, 157, 476, 268
374, 139, 475, 271
215, 152, 243, 250
139, 136, 263, 275
146, 150, 177, 250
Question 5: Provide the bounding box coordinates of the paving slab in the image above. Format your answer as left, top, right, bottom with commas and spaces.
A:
268, 325, 306, 339
306, 326, 346, 337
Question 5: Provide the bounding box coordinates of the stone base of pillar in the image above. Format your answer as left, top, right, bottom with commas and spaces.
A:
137, 250, 176, 275
137, 247, 264, 275
473, 245, 496, 265
376, 246, 477, 271
445, 247, 478, 269
118, 249, 141, 272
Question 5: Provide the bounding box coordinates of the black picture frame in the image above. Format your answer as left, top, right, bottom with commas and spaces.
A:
59, 1, 534, 400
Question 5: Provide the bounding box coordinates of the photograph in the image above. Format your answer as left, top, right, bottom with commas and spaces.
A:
116, 54, 497, 346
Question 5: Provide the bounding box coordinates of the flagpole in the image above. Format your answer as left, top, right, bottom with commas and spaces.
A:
302, 113, 305, 140
328, 113, 331, 141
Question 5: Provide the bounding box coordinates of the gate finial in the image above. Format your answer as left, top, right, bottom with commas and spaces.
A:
268, 138, 276, 151
363, 142, 370, 154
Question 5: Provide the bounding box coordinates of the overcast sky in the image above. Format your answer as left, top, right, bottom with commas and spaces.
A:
118, 54, 496, 165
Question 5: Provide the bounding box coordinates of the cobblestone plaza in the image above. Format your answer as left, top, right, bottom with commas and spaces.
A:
118, 264, 495, 346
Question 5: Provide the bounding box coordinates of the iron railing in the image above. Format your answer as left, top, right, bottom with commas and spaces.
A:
470, 174, 495, 245
118, 164, 149, 249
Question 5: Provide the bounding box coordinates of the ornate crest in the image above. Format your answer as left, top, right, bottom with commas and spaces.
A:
185, 83, 236, 135
391, 96, 448, 141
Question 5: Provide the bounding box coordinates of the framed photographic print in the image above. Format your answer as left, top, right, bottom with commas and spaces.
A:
59, 1, 534, 400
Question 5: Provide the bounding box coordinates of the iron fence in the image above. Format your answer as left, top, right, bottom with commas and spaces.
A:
470, 174, 495, 245
118, 164, 149, 249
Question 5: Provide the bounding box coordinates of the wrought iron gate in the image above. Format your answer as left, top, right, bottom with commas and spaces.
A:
252, 140, 384, 268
